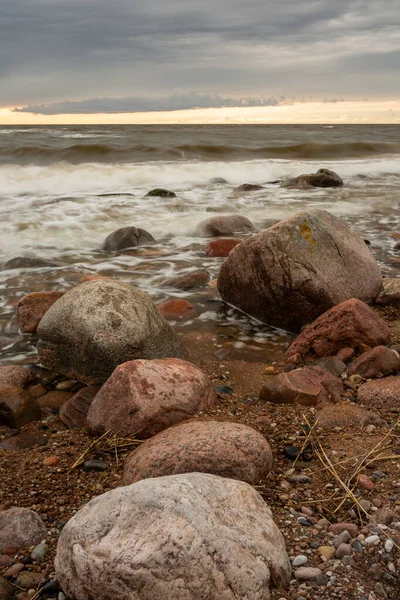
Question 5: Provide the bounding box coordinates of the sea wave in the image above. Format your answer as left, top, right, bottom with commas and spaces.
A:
1, 141, 400, 164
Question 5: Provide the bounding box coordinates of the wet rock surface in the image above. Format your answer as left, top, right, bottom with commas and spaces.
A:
101, 226, 155, 251
218, 210, 382, 333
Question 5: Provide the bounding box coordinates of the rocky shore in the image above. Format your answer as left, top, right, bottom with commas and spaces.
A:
1, 174, 400, 600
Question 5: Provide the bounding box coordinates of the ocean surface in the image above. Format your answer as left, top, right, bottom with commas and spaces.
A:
1, 124, 400, 366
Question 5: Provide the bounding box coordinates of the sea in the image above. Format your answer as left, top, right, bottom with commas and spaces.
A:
1, 124, 400, 366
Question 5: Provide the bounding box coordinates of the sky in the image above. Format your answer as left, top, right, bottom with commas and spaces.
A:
1, 0, 399, 123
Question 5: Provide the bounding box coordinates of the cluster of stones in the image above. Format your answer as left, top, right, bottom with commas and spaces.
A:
4, 170, 400, 599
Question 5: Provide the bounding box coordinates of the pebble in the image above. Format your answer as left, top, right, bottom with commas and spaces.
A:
300, 506, 313, 517
56, 380, 75, 391
43, 456, 59, 466
4, 562, 24, 577
375, 582, 388, 599
335, 543, 352, 558
318, 546, 336, 560
352, 539, 363, 555
333, 530, 351, 547
59, 593, 67, 600
369, 563, 383, 581
41, 580, 60, 595
31, 542, 48, 561
329, 522, 358, 537
357, 474, 375, 491
342, 555, 355, 566
292, 555, 308, 567
384, 539, 394, 553
298, 517, 312, 527
288, 475, 312, 484
365, 535, 380, 545
294, 567, 322, 581
82, 459, 109, 472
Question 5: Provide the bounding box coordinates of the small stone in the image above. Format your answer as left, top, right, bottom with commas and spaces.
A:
55, 381, 75, 391
43, 456, 59, 466
41, 580, 60, 595
357, 474, 375, 490
342, 555, 355, 566
352, 539, 363, 554
288, 475, 312, 484
82, 459, 108, 472
294, 567, 322, 581
31, 543, 48, 561
318, 546, 336, 560
292, 555, 308, 567
298, 517, 312, 527
0, 577, 15, 600
365, 535, 380, 545
383, 573, 397, 587
58, 593, 67, 600
384, 539, 394, 553
300, 506, 313, 517
16, 571, 43, 589
375, 582, 388, 599
333, 530, 351, 547
335, 543, 352, 558
4, 562, 24, 577
329, 522, 359, 538
369, 563, 383, 581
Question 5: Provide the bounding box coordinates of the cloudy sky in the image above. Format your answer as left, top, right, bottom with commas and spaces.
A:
1, 0, 399, 119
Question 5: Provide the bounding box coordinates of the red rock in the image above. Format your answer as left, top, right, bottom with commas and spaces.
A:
357, 474, 375, 491
347, 346, 400, 379
328, 523, 359, 538
0, 387, 41, 428
0, 366, 33, 389
158, 299, 196, 320
358, 377, 400, 411
236, 184, 264, 192
287, 299, 390, 360
4, 562, 24, 577
43, 455, 59, 466
259, 366, 344, 407
0, 430, 47, 451
0, 555, 16, 566
337, 347, 355, 362
162, 269, 210, 290
1, 547, 17, 556
0, 508, 47, 550
59, 386, 99, 429
87, 358, 217, 438
16, 291, 65, 334
204, 239, 241, 257
38, 390, 74, 410
122, 419, 273, 486
27, 384, 47, 398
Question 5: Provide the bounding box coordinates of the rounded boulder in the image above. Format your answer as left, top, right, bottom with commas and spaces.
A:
196, 215, 255, 237
101, 227, 155, 252
0, 508, 47, 551
55, 473, 291, 600
87, 358, 217, 438
122, 419, 273, 485
37, 280, 186, 385
218, 210, 383, 333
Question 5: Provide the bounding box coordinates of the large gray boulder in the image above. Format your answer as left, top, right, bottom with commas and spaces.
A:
55, 473, 291, 600
37, 280, 186, 385
218, 210, 382, 333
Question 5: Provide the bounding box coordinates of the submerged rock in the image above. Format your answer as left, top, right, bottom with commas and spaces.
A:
55, 473, 291, 600
87, 358, 217, 438
281, 168, 343, 189
3, 257, 58, 270
101, 226, 155, 251
196, 215, 256, 237
145, 188, 176, 197
236, 183, 264, 192
162, 269, 210, 290
218, 210, 382, 333
205, 238, 241, 257
37, 280, 186, 385
122, 419, 273, 485
158, 299, 196, 320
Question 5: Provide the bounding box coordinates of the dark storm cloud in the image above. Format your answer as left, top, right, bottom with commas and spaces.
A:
1, 0, 399, 110
13, 94, 280, 114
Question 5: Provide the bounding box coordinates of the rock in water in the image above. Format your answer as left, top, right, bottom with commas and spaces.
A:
87, 358, 217, 438
0, 508, 47, 550
37, 280, 186, 385
55, 473, 292, 600
218, 210, 382, 333
281, 168, 343, 189
196, 215, 255, 237
122, 419, 273, 485
16, 291, 65, 334
101, 227, 155, 252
